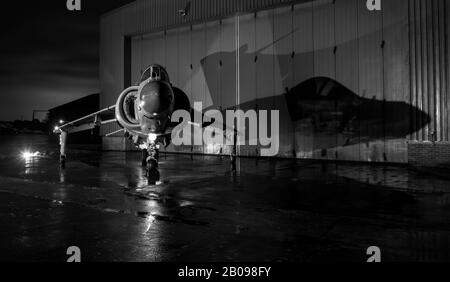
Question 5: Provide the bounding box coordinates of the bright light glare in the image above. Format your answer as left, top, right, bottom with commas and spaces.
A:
22, 151, 40, 160
148, 133, 158, 142
138, 143, 148, 150
59, 120, 64, 124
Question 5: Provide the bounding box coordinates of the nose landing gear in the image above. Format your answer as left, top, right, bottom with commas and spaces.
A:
144, 140, 160, 185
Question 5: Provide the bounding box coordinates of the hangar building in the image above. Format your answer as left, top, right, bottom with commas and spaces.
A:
100, 0, 450, 166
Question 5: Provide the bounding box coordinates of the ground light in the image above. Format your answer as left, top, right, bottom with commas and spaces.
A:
21, 151, 40, 160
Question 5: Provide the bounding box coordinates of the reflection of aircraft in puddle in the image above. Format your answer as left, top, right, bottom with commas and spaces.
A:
54, 65, 213, 185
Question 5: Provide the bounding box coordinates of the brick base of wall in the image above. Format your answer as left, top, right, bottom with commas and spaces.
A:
408, 141, 450, 168
102, 138, 450, 168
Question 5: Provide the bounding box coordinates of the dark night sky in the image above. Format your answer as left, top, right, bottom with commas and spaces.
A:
0, 0, 135, 121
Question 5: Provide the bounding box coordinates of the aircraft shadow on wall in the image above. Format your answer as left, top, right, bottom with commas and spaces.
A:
193, 45, 431, 150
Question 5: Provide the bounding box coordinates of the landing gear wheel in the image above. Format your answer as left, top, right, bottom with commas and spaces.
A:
146, 158, 158, 171
141, 149, 149, 167
146, 141, 160, 184
146, 159, 160, 184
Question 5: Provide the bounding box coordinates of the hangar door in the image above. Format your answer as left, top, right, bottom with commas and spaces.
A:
128, 0, 413, 163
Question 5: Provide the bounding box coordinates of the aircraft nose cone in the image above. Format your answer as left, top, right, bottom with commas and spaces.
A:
139, 82, 172, 115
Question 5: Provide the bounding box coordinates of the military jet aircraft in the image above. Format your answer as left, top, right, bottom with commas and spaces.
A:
54, 64, 211, 184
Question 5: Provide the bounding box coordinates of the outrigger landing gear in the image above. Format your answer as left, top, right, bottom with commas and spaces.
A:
59, 130, 68, 169
145, 140, 160, 184
60, 155, 66, 169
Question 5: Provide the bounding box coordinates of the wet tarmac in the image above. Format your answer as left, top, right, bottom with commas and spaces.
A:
0, 134, 449, 262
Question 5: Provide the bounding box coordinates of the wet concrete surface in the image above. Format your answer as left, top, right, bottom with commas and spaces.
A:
0, 134, 450, 262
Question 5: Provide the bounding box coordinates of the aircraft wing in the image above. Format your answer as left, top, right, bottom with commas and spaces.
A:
55, 105, 118, 136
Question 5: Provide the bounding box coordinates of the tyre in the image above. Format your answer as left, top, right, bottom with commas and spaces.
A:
141, 149, 149, 167
146, 159, 160, 183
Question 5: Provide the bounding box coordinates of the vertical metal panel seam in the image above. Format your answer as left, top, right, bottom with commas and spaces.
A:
333, 0, 338, 159
356, 0, 362, 158
235, 14, 241, 157
445, 0, 450, 141
434, 0, 441, 140
412, 0, 418, 140
417, 0, 424, 141
419, 0, 426, 140
381, 0, 386, 160
427, 0, 436, 140
443, 0, 450, 141
408, 0, 415, 140
410, 0, 417, 141
422, 0, 428, 140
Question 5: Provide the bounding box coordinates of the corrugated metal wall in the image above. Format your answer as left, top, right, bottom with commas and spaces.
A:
132, 0, 303, 34
100, 0, 309, 134
101, 0, 308, 37
100, 0, 450, 163
409, 0, 449, 142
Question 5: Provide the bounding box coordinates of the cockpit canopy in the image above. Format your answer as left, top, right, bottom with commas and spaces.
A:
140, 64, 170, 84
